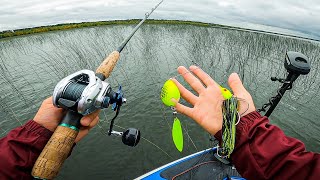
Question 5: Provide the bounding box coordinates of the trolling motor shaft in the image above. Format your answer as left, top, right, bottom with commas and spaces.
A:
259, 51, 311, 117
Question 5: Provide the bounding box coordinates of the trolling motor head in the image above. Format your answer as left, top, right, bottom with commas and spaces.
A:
284, 51, 311, 81
285, 51, 310, 75
271, 51, 311, 83
52, 69, 140, 147
260, 51, 311, 117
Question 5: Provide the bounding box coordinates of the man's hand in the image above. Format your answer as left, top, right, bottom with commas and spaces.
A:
172, 66, 255, 135
33, 97, 100, 142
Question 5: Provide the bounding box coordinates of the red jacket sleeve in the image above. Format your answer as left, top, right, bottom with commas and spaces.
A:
0, 120, 53, 180
215, 111, 320, 180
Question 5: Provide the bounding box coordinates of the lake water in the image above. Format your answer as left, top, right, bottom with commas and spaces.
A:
0, 24, 319, 179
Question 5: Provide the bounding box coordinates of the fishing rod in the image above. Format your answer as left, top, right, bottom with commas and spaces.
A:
258, 51, 311, 117
117, 0, 164, 53
31, 1, 164, 179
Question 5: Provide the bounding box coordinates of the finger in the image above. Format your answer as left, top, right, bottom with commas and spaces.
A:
75, 128, 89, 143
189, 65, 218, 87
172, 78, 198, 105
81, 110, 100, 126
228, 73, 247, 96
174, 101, 194, 118
42, 96, 54, 106
88, 116, 100, 128
178, 66, 205, 94
228, 73, 256, 116
75, 116, 100, 143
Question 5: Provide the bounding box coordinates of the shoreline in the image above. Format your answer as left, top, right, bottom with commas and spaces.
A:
0, 19, 319, 42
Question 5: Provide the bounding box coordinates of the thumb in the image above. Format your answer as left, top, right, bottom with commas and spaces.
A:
228, 73, 256, 116
228, 73, 246, 95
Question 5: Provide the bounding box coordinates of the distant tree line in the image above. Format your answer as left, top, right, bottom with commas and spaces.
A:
0, 19, 225, 39
0, 19, 317, 41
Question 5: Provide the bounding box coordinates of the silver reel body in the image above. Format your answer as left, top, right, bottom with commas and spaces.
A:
53, 69, 111, 115
52, 69, 140, 147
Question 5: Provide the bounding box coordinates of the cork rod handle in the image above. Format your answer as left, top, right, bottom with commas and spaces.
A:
96, 51, 120, 78
32, 111, 82, 179
32, 126, 78, 179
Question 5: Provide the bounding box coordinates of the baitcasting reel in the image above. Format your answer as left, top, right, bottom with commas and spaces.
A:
259, 51, 311, 117
53, 69, 140, 147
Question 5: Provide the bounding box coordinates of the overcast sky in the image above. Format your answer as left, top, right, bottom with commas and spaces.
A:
0, 0, 319, 39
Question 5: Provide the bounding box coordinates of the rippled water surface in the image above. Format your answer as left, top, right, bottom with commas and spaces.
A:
0, 24, 319, 179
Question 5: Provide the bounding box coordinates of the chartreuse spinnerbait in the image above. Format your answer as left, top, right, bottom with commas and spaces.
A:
219, 86, 240, 159
161, 79, 239, 156
161, 79, 183, 152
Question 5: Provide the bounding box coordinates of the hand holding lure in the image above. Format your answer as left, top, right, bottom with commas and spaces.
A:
161, 77, 239, 156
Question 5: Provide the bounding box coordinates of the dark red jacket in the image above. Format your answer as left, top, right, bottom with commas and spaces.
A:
0, 112, 319, 179
0, 120, 53, 180
215, 111, 319, 180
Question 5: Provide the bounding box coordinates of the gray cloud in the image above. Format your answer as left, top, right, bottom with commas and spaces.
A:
0, 0, 319, 39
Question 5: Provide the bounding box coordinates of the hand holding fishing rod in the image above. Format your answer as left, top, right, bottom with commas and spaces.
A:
31, 1, 164, 179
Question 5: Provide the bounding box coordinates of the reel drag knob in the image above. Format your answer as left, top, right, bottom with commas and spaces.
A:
122, 128, 141, 147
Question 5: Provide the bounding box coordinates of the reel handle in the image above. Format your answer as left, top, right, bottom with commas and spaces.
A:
96, 51, 120, 79
32, 111, 82, 179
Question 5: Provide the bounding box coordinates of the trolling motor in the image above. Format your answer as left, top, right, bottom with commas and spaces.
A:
258, 51, 311, 116
52, 69, 141, 146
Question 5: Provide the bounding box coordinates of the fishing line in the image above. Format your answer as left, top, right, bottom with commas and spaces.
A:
141, 136, 173, 159
181, 123, 198, 151
161, 104, 198, 151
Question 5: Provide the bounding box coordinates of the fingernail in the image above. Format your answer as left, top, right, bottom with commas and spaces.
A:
230, 73, 239, 78
171, 98, 179, 105
81, 117, 90, 126
177, 66, 184, 70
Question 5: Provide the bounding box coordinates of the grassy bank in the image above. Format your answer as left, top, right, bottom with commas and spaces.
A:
0, 19, 228, 39
0, 19, 318, 41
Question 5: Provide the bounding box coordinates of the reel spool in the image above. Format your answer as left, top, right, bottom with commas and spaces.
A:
52, 69, 140, 147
